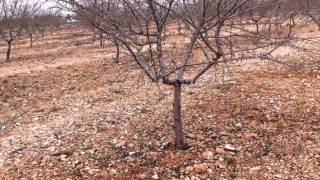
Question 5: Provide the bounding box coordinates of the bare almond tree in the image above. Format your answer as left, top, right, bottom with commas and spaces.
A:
0, 0, 28, 60
60, 0, 299, 149
0, 0, 45, 61
68, 0, 122, 63
25, 13, 37, 47
43, 9, 65, 36
298, 0, 320, 30
34, 11, 49, 40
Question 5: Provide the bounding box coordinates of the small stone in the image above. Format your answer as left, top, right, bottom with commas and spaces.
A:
224, 144, 237, 152
185, 166, 194, 174
243, 132, 258, 140
88, 168, 100, 175
250, 166, 261, 172
147, 152, 159, 160
194, 163, 208, 173
128, 152, 136, 156
138, 173, 148, 179
60, 154, 68, 161
191, 176, 200, 180
154, 141, 161, 147
274, 174, 282, 179
152, 174, 159, 179
215, 147, 225, 154
48, 146, 56, 152
127, 157, 135, 162
88, 149, 96, 155
74, 160, 80, 165
217, 162, 226, 168
196, 135, 205, 140
110, 168, 117, 174
235, 123, 242, 127
220, 131, 229, 136
152, 167, 160, 173
117, 141, 126, 147
187, 133, 196, 138
202, 151, 214, 160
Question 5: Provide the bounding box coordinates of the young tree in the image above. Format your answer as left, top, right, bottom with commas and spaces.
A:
0, 0, 28, 60
61, 0, 299, 149
0, 0, 45, 61
70, 0, 121, 63
25, 13, 37, 47
34, 11, 49, 40
43, 9, 65, 36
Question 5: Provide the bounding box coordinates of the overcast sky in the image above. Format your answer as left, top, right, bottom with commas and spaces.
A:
2, 0, 71, 15
44, 0, 72, 15
8, 0, 71, 15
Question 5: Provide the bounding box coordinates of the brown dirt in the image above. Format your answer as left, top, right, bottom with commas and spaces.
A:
0, 24, 319, 179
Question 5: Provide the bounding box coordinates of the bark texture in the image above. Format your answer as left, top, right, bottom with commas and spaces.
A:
173, 83, 185, 149
6, 41, 12, 61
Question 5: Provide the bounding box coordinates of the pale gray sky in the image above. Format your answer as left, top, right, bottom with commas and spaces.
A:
47, 0, 72, 15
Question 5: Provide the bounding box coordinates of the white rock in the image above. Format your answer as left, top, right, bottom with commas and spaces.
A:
250, 166, 261, 171
235, 123, 242, 127
224, 144, 237, 151
184, 38, 191, 44
48, 146, 56, 152
152, 174, 159, 179
60, 155, 68, 161
110, 168, 117, 174
129, 152, 136, 156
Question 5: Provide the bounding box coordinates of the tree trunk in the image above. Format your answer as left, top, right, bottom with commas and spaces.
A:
41, 31, 44, 40
114, 42, 120, 64
173, 83, 185, 149
30, 33, 33, 48
255, 23, 259, 34
99, 31, 103, 46
6, 41, 12, 61
291, 17, 296, 26
92, 31, 96, 42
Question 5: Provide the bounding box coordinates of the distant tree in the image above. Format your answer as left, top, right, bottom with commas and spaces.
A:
70, 0, 121, 63
0, 0, 45, 61
0, 0, 29, 61
46, 10, 65, 36
34, 11, 49, 40
61, 0, 301, 149
25, 13, 37, 47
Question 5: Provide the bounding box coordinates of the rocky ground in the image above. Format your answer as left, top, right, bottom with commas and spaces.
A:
0, 26, 319, 179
